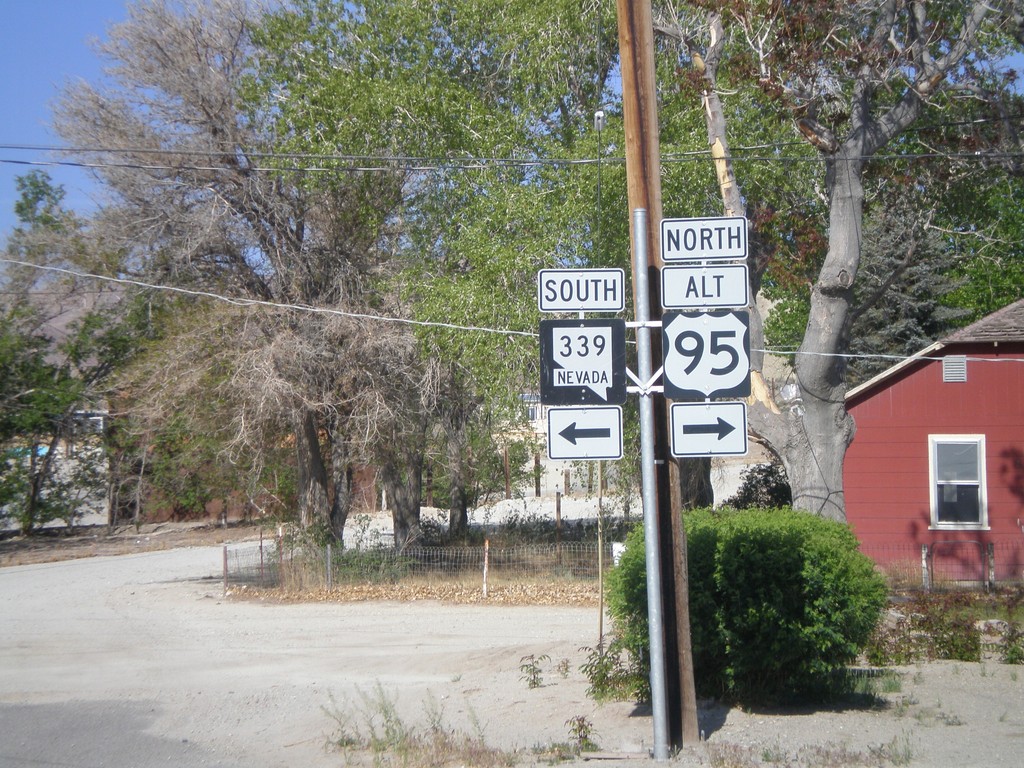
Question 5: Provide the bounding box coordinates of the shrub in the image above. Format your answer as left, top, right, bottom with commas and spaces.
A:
601, 508, 887, 704
604, 524, 650, 687
866, 592, 982, 664
723, 463, 792, 508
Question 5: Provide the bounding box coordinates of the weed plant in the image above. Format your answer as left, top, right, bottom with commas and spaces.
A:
864, 590, 1024, 665
564, 715, 598, 753
518, 654, 549, 689
324, 684, 514, 768
580, 638, 649, 702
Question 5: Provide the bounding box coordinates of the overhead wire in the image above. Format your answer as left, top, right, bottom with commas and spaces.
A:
2, 257, 1021, 370
3, 111, 1024, 166
5, 148, 1024, 176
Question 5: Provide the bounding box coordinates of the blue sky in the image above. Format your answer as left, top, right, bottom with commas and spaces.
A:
0, 0, 129, 240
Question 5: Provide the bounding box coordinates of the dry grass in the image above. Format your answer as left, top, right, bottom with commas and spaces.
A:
229, 580, 601, 606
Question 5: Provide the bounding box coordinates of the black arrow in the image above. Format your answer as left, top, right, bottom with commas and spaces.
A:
682, 417, 735, 440
559, 422, 612, 445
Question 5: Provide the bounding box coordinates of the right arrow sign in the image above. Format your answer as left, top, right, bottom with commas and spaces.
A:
670, 402, 748, 457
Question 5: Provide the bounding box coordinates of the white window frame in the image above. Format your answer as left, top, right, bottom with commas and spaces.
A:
928, 434, 988, 530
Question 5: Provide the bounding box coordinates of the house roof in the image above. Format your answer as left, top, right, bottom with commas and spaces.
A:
845, 299, 1024, 402
943, 298, 1024, 344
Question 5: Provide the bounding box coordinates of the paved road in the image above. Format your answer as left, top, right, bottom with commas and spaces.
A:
0, 546, 636, 768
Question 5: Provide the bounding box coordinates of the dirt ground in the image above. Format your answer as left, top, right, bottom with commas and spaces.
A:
0, 519, 263, 567
1, 522, 1023, 767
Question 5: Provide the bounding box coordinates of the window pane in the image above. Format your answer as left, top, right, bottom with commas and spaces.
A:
935, 484, 980, 524
935, 443, 978, 482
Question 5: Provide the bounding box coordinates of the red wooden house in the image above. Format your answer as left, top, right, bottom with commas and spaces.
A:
844, 299, 1024, 587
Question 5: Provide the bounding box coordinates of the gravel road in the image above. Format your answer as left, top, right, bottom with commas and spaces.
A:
2, 542, 1022, 767
0, 545, 644, 767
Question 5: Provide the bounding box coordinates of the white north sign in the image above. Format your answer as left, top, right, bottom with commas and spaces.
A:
547, 406, 623, 461
662, 216, 748, 261
537, 268, 626, 313
662, 264, 749, 310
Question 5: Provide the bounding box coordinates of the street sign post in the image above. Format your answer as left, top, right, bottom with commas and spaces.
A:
547, 406, 624, 460
662, 310, 751, 400
670, 402, 748, 457
661, 216, 747, 261
537, 268, 626, 313
662, 264, 749, 310
539, 318, 627, 405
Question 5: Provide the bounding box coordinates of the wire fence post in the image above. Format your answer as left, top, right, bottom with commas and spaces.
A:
556, 491, 563, 565
327, 543, 333, 589
921, 544, 930, 591
222, 545, 228, 595
482, 539, 490, 598
278, 526, 284, 585
988, 542, 995, 590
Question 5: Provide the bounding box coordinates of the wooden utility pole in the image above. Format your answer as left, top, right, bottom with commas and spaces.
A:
616, 0, 699, 748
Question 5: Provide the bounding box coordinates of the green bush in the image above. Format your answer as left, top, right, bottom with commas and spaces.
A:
866, 592, 982, 664
602, 508, 887, 704
604, 524, 650, 683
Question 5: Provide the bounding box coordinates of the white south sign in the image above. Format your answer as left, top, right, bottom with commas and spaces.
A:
537, 268, 625, 313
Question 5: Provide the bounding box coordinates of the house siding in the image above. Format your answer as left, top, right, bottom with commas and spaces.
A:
845, 343, 1024, 583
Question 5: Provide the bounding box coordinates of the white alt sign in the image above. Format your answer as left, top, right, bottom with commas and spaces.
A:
537, 268, 626, 312
670, 402, 748, 457
662, 216, 747, 261
662, 311, 751, 399
662, 264, 749, 310
547, 406, 623, 461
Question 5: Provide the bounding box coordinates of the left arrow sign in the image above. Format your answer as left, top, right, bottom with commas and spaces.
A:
559, 423, 612, 445
547, 406, 623, 461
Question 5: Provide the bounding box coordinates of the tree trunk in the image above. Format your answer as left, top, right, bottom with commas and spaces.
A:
779, 405, 853, 522
788, 148, 864, 520
748, 147, 863, 521
446, 422, 470, 538
327, 414, 351, 544
22, 433, 62, 534
381, 457, 423, 551
294, 407, 329, 530
671, 12, 737, 512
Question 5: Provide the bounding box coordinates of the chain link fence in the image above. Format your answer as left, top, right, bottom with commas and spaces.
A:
222, 533, 1024, 595
223, 535, 618, 592
860, 541, 1024, 590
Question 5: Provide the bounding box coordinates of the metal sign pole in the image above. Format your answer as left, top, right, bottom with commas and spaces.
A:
633, 208, 670, 760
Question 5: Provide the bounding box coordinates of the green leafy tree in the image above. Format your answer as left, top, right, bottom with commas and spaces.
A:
1, 172, 130, 531
254, 0, 624, 537
656, 2, 1024, 519
55, 0, 426, 544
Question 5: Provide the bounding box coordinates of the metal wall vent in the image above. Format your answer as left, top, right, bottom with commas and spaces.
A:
942, 355, 967, 383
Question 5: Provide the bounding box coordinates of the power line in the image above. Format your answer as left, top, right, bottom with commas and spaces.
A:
0, 258, 538, 339
5, 109, 1024, 164
4, 141, 1024, 178
3, 257, 1021, 369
